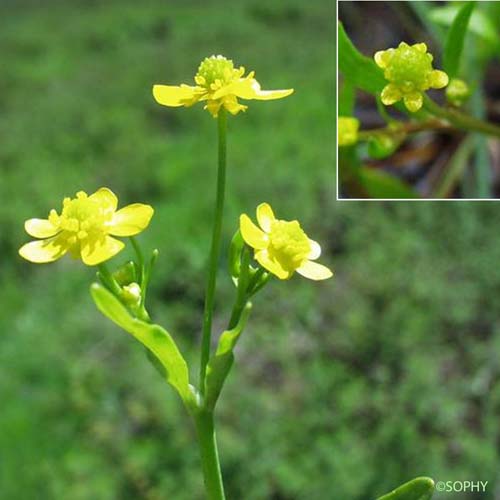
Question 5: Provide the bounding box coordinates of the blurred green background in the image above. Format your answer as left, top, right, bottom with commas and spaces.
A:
1, 1, 499, 499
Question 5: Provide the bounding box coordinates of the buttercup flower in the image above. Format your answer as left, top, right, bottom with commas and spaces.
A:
153, 55, 293, 118
374, 42, 449, 112
240, 203, 332, 281
19, 188, 154, 266
338, 116, 360, 146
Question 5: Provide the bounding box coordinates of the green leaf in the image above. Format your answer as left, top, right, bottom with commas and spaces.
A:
338, 81, 355, 116
358, 166, 419, 199
90, 283, 196, 409
376, 477, 435, 500
442, 1, 475, 77
338, 22, 386, 95
430, 6, 497, 47
204, 303, 252, 410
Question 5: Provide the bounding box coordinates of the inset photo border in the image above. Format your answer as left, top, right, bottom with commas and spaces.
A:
337, 1, 500, 200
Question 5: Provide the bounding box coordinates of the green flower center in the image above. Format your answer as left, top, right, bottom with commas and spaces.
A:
196, 55, 235, 87
385, 45, 433, 91
268, 220, 311, 270
52, 192, 110, 243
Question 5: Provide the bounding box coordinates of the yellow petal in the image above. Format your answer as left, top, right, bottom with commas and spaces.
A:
239, 214, 268, 250
108, 204, 154, 237
80, 236, 124, 266
222, 95, 248, 115
374, 49, 393, 69
256, 203, 275, 233
231, 78, 293, 101
296, 260, 333, 280
152, 84, 198, 107
24, 218, 59, 238
255, 250, 290, 280
403, 92, 423, 112
429, 70, 449, 89
381, 84, 402, 105
19, 236, 67, 263
89, 187, 118, 213
308, 239, 321, 260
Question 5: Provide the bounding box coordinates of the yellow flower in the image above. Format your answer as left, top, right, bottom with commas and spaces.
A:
374, 42, 449, 112
338, 116, 360, 146
19, 188, 154, 266
239, 203, 332, 281
153, 55, 293, 118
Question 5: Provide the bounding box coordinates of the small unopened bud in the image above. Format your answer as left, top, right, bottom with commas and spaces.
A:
338, 116, 360, 147
121, 282, 142, 306
446, 78, 470, 106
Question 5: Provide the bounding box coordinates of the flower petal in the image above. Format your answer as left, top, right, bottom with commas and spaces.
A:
374, 49, 393, 69
308, 239, 321, 260
108, 204, 154, 237
231, 79, 293, 101
240, 214, 268, 250
255, 250, 290, 280
381, 84, 402, 105
80, 236, 124, 266
221, 95, 247, 115
89, 187, 118, 213
256, 203, 275, 233
296, 260, 333, 281
403, 92, 423, 112
24, 218, 59, 238
429, 70, 449, 89
152, 84, 198, 107
19, 236, 67, 263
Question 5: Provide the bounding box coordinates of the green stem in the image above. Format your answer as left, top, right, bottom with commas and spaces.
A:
97, 263, 121, 296
199, 109, 227, 396
423, 96, 500, 138
194, 411, 226, 500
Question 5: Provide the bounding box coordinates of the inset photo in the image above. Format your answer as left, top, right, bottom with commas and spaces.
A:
338, 1, 500, 200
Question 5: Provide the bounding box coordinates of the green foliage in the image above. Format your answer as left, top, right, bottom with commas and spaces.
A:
357, 166, 418, 199
90, 284, 195, 409
442, 2, 475, 77
205, 304, 252, 409
377, 477, 434, 500
338, 23, 385, 95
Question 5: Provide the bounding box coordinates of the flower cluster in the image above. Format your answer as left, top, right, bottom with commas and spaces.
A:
374, 42, 449, 112
153, 55, 293, 117
19, 188, 153, 266
240, 203, 332, 281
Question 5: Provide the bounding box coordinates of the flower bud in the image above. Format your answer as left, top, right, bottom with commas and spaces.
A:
121, 282, 142, 307
446, 78, 470, 106
338, 116, 360, 147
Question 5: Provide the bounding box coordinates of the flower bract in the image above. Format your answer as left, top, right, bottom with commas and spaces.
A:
19, 188, 154, 266
239, 203, 332, 281
153, 55, 293, 118
374, 42, 449, 112
338, 116, 360, 146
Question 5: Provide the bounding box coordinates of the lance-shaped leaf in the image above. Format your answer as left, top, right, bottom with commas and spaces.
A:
90, 283, 196, 409
204, 303, 252, 410
376, 477, 435, 500
442, 1, 475, 78
338, 22, 386, 95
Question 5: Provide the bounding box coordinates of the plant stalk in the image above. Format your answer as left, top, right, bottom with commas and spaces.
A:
194, 411, 226, 500
200, 109, 227, 395
424, 96, 500, 138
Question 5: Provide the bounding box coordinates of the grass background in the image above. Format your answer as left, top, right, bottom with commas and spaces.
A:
1, 1, 499, 499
